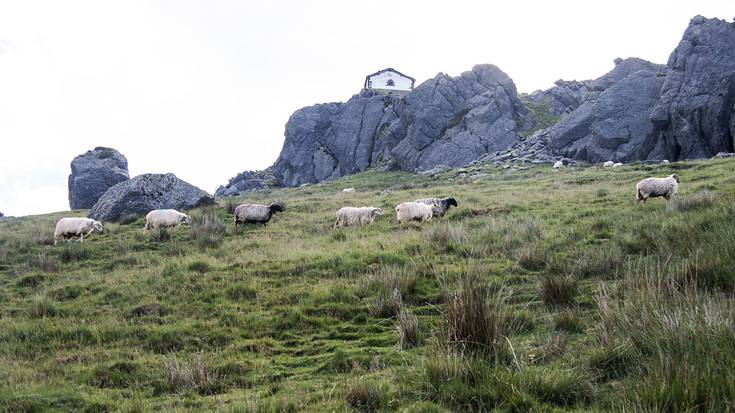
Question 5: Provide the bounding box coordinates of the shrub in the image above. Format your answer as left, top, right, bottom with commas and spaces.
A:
164, 356, 222, 395
445, 272, 510, 360
345, 381, 388, 412
554, 309, 584, 333
541, 275, 578, 307
189, 211, 226, 248
428, 223, 467, 253
150, 228, 171, 243
118, 214, 141, 225
667, 189, 719, 212
187, 260, 211, 274
59, 243, 91, 263
29, 295, 59, 318
368, 288, 402, 318
28, 252, 59, 273
396, 309, 419, 349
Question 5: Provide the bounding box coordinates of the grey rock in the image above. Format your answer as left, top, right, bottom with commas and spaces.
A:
214, 169, 280, 197
650, 16, 735, 159
713, 152, 735, 158
225, 64, 528, 190
68, 147, 129, 209
549, 70, 665, 162
89, 173, 215, 222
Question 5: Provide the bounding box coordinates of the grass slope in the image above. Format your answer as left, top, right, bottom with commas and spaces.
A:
1, 159, 734, 412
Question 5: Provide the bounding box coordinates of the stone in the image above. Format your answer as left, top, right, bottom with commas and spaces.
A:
89, 173, 215, 222
68, 147, 129, 209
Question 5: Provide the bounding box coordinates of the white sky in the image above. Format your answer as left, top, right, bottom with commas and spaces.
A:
0, 1, 732, 216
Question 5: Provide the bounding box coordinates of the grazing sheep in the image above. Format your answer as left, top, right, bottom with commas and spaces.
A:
662, 160, 670, 164
414, 197, 458, 217
636, 174, 680, 204
613, 162, 624, 168
234, 203, 283, 226
144, 209, 191, 233
342, 188, 355, 193
603, 161, 615, 168
54, 217, 103, 245
396, 201, 436, 223
553, 160, 564, 169
334, 207, 384, 228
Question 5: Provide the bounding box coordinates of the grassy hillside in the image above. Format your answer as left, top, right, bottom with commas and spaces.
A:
1, 159, 735, 412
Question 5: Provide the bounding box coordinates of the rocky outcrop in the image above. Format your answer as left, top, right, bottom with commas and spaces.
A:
220, 64, 528, 194
68, 147, 129, 209
548, 16, 734, 162
650, 16, 735, 159
89, 173, 214, 222
215, 169, 280, 197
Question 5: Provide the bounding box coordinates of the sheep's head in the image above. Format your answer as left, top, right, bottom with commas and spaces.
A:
181, 214, 192, 225
93, 220, 104, 233
444, 197, 458, 208
671, 174, 680, 183
372, 208, 385, 217
269, 203, 284, 214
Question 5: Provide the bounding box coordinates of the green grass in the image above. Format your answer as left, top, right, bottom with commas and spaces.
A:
1, 159, 735, 411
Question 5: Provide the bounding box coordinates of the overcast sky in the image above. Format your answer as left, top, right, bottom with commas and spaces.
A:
0, 1, 732, 216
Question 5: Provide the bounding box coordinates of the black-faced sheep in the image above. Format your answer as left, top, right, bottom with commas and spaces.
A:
396, 201, 435, 223
636, 174, 680, 204
54, 217, 103, 245
414, 197, 458, 217
234, 203, 283, 226
334, 207, 384, 228
144, 209, 191, 233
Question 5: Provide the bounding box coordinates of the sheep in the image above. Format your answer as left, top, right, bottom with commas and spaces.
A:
396, 201, 436, 223
334, 207, 384, 228
603, 161, 615, 167
234, 203, 283, 226
54, 217, 103, 245
342, 188, 355, 193
414, 197, 458, 217
662, 160, 670, 164
143, 209, 191, 233
636, 174, 680, 204
613, 162, 624, 168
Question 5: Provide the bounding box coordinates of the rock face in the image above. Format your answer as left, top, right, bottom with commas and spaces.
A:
650, 16, 735, 159
68, 147, 129, 209
215, 169, 280, 197
89, 173, 215, 222
221, 64, 528, 194
549, 16, 734, 162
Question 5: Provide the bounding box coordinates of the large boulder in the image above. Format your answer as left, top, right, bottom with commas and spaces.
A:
548, 16, 735, 162
549, 69, 666, 162
215, 169, 280, 197
261, 64, 528, 188
89, 173, 215, 222
68, 147, 129, 209
650, 16, 735, 159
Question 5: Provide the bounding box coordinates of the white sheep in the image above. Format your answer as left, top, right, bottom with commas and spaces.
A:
636, 174, 680, 204
414, 197, 458, 217
234, 203, 283, 226
613, 162, 624, 168
342, 188, 355, 193
662, 160, 670, 164
603, 161, 615, 167
143, 209, 191, 233
54, 217, 103, 245
396, 201, 436, 223
334, 207, 384, 228
553, 160, 564, 169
